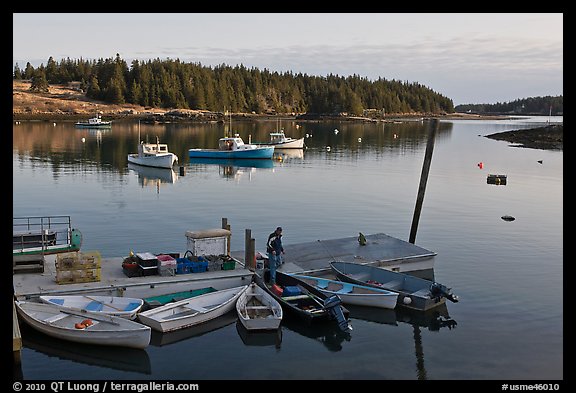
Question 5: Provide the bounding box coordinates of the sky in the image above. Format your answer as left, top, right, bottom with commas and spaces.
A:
13, 13, 563, 105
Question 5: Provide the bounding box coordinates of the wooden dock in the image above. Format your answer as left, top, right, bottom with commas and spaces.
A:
13, 300, 22, 364
232, 232, 437, 280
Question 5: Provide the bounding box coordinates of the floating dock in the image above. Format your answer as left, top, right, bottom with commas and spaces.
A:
232, 233, 437, 280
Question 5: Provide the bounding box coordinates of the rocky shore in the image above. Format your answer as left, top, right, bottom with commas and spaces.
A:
484, 124, 563, 151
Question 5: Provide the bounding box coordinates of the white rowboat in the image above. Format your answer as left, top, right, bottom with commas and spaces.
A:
236, 282, 283, 331
39, 295, 144, 320
15, 300, 151, 349
137, 285, 248, 332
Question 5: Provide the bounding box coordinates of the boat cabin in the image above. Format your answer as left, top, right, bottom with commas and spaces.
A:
218, 137, 246, 151
139, 141, 170, 156
269, 131, 288, 143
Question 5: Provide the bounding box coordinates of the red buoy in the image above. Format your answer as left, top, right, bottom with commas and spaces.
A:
478, 162, 483, 169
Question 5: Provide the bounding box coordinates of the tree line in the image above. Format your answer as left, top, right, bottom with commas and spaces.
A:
13, 54, 455, 116
455, 96, 563, 116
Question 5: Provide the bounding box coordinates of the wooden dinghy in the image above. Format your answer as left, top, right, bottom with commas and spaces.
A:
289, 274, 399, 309
137, 285, 248, 333
236, 282, 283, 331
330, 261, 459, 311
39, 295, 144, 320
15, 300, 151, 349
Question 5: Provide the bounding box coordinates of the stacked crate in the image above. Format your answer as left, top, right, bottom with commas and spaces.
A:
55, 251, 101, 284
157, 254, 177, 276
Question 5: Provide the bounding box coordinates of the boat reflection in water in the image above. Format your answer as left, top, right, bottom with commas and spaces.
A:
149, 310, 237, 347
346, 303, 457, 380
281, 316, 351, 352
20, 323, 151, 375
235, 320, 282, 348
128, 162, 178, 192
188, 157, 274, 181
273, 148, 304, 163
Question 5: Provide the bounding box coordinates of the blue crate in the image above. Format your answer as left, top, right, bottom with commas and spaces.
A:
191, 261, 208, 273
282, 286, 302, 297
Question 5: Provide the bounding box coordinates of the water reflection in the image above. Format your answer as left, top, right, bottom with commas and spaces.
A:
188, 157, 274, 181
20, 323, 152, 375
235, 320, 282, 348
273, 148, 304, 162
281, 316, 351, 352
149, 310, 237, 347
128, 162, 178, 188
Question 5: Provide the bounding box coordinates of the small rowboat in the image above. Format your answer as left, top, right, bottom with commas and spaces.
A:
39, 295, 144, 320
15, 300, 151, 349
289, 274, 399, 309
236, 282, 283, 331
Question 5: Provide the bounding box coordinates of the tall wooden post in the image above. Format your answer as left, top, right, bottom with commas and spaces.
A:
222, 217, 231, 255
245, 229, 254, 270
409, 119, 439, 244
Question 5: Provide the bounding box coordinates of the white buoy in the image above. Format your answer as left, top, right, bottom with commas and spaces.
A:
334, 128, 339, 134
81, 137, 86, 143
358, 137, 362, 142
403, 297, 412, 305
326, 146, 331, 151
305, 133, 309, 138
53, 122, 56, 126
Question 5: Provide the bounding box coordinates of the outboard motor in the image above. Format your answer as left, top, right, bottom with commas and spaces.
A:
323, 295, 353, 333
430, 282, 459, 303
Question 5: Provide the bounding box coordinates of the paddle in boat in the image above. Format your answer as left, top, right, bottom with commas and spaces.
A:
15, 300, 151, 349
288, 274, 399, 309
39, 295, 144, 320
127, 136, 178, 169
188, 134, 274, 159
75, 114, 112, 128
330, 261, 459, 311
255, 271, 352, 333
236, 282, 283, 331
137, 285, 249, 332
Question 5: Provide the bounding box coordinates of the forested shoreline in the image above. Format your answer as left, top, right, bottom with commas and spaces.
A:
13, 54, 454, 116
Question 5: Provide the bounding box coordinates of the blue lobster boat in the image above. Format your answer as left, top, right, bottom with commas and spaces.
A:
188, 135, 274, 159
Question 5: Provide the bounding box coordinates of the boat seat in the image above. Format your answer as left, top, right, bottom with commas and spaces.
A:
124, 302, 141, 311
382, 280, 403, 290
48, 298, 65, 305
411, 288, 431, 297
335, 284, 354, 294
45, 313, 68, 323
315, 279, 329, 289
245, 306, 270, 310
85, 301, 104, 312
282, 294, 310, 301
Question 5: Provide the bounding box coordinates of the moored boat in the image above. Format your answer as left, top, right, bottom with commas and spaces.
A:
236, 282, 283, 331
253, 130, 305, 149
330, 261, 459, 311
188, 135, 274, 159
127, 136, 178, 169
289, 274, 399, 309
255, 271, 352, 333
15, 300, 151, 349
75, 114, 112, 128
137, 285, 248, 332
39, 295, 144, 320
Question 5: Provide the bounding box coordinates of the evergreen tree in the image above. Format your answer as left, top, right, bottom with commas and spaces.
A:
13, 63, 23, 79
29, 68, 49, 92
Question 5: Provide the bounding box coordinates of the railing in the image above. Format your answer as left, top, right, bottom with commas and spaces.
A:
13, 216, 77, 254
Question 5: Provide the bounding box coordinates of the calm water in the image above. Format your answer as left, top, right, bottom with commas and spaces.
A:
13, 116, 563, 380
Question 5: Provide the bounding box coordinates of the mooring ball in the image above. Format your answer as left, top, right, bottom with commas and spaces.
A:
403, 297, 412, 305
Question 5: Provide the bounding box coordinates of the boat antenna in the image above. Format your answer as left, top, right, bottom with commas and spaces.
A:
138, 120, 141, 143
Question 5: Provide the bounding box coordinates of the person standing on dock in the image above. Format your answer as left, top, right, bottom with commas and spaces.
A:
266, 226, 285, 284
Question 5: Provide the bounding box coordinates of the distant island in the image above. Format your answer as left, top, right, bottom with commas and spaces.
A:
455, 96, 563, 116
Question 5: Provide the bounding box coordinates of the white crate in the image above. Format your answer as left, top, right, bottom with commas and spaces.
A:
185, 228, 230, 256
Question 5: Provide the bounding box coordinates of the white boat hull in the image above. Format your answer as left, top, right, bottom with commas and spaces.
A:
127, 153, 177, 169
236, 282, 282, 331
15, 301, 151, 349
39, 295, 144, 320
137, 285, 248, 332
